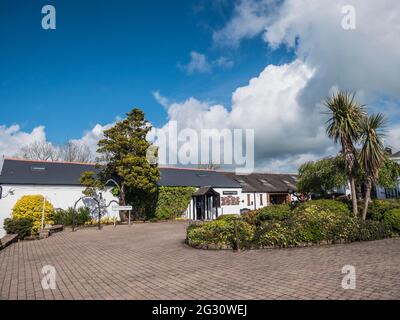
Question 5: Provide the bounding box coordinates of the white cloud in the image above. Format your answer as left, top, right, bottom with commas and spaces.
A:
178, 52, 234, 74
0, 125, 47, 158
213, 0, 276, 47
178, 51, 212, 74
153, 60, 335, 172
386, 125, 400, 151
215, 56, 234, 69
70, 123, 115, 158
0, 122, 114, 162
152, 91, 170, 108
204, 0, 400, 170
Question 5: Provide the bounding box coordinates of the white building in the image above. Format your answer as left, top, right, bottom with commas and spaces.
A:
0, 157, 298, 237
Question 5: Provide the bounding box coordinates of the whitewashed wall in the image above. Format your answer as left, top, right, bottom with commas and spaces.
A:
0, 184, 118, 238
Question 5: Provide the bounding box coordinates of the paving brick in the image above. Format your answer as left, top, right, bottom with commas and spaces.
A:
0, 222, 399, 299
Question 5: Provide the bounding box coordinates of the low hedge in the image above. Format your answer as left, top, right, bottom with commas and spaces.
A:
367, 199, 400, 221
3, 218, 34, 240
384, 209, 400, 232
53, 207, 91, 226
186, 199, 395, 250
186, 219, 254, 249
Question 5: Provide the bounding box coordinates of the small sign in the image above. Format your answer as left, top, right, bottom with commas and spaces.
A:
112, 205, 133, 211
223, 191, 238, 195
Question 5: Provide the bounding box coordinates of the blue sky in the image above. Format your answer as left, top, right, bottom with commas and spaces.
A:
0, 0, 293, 143
1, 0, 399, 171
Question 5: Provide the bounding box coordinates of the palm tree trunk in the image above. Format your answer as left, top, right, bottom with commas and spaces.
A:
350, 177, 358, 216
362, 179, 372, 220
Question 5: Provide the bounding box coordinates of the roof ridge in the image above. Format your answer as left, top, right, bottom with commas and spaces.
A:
4, 157, 97, 166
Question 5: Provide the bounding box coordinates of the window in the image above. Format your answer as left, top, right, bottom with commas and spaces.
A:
235, 178, 246, 184
260, 194, 263, 206
247, 194, 251, 206
31, 166, 46, 172
258, 179, 273, 187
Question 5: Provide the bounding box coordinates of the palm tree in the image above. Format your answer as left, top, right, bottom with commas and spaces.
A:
324, 91, 366, 216
359, 113, 386, 220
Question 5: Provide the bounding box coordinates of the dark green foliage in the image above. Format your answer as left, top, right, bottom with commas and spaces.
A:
297, 156, 348, 195
352, 220, 393, 241
186, 219, 255, 249
295, 199, 351, 216
53, 207, 91, 226
367, 199, 400, 221
186, 199, 394, 250
80, 108, 160, 220
216, 214, 241, 222
256, 204, 292, 222
384, 209, 400, 232
3, 218, 33, 239
153, 187, 195, 220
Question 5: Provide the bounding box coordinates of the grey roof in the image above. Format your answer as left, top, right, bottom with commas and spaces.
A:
0, 158, 296, 192
222, 172, 297, 193
158, 167, 240, 188
192, 186, 219, 196
0, 159, 241, 188
0, 158, 100, 185
391, 151, 400, 158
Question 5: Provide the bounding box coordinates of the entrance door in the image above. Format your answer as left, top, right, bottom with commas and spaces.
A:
195, 196, 205, 220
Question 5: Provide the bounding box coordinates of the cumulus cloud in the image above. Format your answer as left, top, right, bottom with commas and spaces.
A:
0, 122, 114, 162
0, 125, 47, 158
153, 60, 336, 172
215, 0, 400, 104
201, 0, 400, 170
213, 0, 277, 47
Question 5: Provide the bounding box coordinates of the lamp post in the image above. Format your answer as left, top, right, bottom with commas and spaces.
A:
41, 195, 51, 230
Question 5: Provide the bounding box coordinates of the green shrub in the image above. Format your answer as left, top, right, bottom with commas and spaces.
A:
186, 219, 254, 249
352, 220, 393, 241
154, 186, 195, 220
367, 200, 400, 221
296, 199, 351, 216
384, 209, 400, 232
186, 199, 393, 250
241, 210, 259, 226
3, 218, 34, 240
216, 214, 240, 222
53, 207, 91, 226
256, 204, 292, 222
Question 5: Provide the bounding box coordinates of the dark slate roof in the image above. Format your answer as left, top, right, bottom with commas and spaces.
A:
222, 172, 297, 193
0, 158, 296, 192
192, 186, 219, 196
0, 158, 241, 188
391, 151, 400, 157
0, 158, 100, 185
158, 167, 240, 188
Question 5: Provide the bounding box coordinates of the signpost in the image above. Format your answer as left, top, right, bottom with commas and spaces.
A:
112, 205, 133, 225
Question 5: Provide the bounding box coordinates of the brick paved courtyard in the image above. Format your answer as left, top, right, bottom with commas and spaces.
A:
0, 221, 399, 300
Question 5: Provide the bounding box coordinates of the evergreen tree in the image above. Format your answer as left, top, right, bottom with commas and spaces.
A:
81, 108, 160, 220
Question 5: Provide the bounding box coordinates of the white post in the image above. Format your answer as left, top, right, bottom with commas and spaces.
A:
41, 196, 45, 230
128, 210, 131, 226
